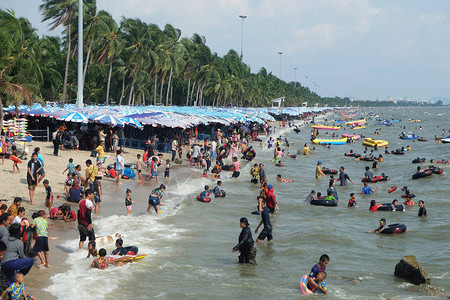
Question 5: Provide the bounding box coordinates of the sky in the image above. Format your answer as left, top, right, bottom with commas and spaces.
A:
2, 0, 450, 102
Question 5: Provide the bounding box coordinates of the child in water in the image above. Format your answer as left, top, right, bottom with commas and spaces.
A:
201, 170, 208, 178
86, 241, 98, 258
125, 189, 135, 215
43, 179, 53, 215
313, 271, 327, 294
164, 159, 170, 179
276, 174, 292, 182
347, 193, 357, 207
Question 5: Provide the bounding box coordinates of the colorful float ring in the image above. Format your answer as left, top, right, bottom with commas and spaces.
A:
362, 177, 379, 183
143, 151, 149, 162
196, 195, 211, 203
401, 194, 415, 198
380, 223, 407, 234
388, 186, 397, 193
322, 169, 337, 175
412, 158, 426, 163
427, 167, 443, 174
300, 275, 313, 294
412, 169, 432, 179
9, 155, 22, 164
243, 149, 256, 161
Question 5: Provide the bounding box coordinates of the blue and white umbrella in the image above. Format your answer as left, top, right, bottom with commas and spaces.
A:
59, 112, 89, 123
93, 114, 124, 127
120, 117, 143, 129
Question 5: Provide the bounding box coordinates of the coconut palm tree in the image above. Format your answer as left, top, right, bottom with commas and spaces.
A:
40, 0, 78, 107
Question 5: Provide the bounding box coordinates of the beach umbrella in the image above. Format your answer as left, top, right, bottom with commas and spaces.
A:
93, 114, 124, 127
120, 117, 143, 129
59, 112, 89, 123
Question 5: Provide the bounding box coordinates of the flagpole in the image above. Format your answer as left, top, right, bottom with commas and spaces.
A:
76, 0, 83, 108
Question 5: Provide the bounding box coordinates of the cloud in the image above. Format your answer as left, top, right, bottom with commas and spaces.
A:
292, 23, 345, 50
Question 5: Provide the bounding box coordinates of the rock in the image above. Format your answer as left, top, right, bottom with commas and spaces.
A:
341, 276, 361, 284
408, 284, 450, 299
394, 255, 430, 285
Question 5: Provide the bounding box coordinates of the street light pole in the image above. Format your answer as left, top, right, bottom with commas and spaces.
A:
294, 67, 298, 87
239, 15, 247, 59
278, 52, 283, 79
76, 0, 83, 108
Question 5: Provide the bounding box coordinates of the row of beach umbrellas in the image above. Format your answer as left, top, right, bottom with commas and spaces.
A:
3, 103, 333, 129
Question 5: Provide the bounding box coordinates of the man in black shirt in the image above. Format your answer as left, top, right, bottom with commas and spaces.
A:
418, 200, 427, 217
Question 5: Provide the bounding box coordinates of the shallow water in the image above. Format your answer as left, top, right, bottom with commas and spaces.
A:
45, 107, 450, 299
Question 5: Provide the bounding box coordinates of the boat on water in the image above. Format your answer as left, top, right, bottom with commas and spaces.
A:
342, 134, 361, 140
312, 138, 347, 145
311, 124, 341, 130
399, 134, 419, 140
441, 138, 450, 143
345, 119, 366, 126
362, 138, 388, 147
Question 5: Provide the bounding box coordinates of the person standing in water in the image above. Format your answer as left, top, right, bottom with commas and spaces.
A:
232, 218, 256, 265
307, 254, 330, 293
315, 161, 326, 179
254, 198, 273, 242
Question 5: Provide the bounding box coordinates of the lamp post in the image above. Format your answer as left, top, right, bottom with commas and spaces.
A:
278, 52, 283, 78
76, 0, 83, 108
294, 67, 298, 87
239, 15, 247, 59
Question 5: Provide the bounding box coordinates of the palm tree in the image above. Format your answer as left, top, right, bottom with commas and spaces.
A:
40, 0, 77, 107
0, 10, 42, 128
95, 11, 122, 105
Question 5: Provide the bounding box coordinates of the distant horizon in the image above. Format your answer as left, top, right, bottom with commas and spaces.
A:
2, 0, 450, 104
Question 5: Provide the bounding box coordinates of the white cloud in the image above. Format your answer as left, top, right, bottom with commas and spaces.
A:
419, 13, 447, 26
292, 23, 345, 50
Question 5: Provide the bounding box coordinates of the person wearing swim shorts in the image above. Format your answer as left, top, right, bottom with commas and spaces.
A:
147, 184, 165, 214
78, 189, 95, 249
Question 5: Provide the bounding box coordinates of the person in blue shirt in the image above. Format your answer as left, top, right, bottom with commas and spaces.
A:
212, 181, 226, 197
34, 147, 46, 185
362, 182, 378, 195
307, 254, 330, 292
254, 197, 272, 242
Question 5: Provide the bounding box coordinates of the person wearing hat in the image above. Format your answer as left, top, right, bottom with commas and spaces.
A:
266, 185, 279, 213
232, 218, 256, 264
315, 161, 326, 179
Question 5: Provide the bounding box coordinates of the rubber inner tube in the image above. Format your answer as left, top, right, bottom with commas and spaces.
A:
380, 223, 407, 234
362, 177, 378, 183
412, 169, 432, 179
323, 169, 337, 175
378, 203, 405, 211
412, 158, 426, 163
401, 194, 415, 198
310, 199, 338, 207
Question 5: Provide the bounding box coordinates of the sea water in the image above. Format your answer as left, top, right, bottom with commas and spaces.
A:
45, 107, 450, 299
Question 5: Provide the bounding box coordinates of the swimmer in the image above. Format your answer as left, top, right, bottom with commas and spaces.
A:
347, 193, 357, 207
276, 174, 292, 182
313, 271, 327, 294
90, 248, 130, 269
418, 200, 427, 217
403, 196, 415, 206
86, 241, 98, 258
365, 218, 386, 234
362, 182, 378, 195
275, 160, 284, 167
307, 254, 329, 293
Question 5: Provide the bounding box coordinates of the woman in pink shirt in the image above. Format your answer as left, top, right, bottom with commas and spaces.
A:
231, 157, 241, 178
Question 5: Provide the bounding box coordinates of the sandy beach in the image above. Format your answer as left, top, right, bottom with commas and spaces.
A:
0, 139, 176, 299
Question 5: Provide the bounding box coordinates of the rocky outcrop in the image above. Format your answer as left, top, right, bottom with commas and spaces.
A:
408, 285, 450, 299
394, 255, 430, 285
